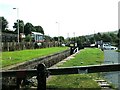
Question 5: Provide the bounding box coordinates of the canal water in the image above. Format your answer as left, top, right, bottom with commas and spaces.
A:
103, 50, 120, 89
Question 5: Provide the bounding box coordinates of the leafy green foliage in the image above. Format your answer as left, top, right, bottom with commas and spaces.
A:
25, 34, 32, 42
44, 35, 53, 42
53, 37, 58, 41
118, 29, 120, 49
1, 17, 8, 32
88, 32, 119, 46
58, 36, 64, 42
24, 22, 34, 35
117, 29, 120, 38
34, 26, 44, 34
94, 33, 102, 41
13, 19, 24, 33
102, 33, 112, 42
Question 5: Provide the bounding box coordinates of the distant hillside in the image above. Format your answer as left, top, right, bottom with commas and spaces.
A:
78, 30, 119, 43
100, 30, 118, 35
86, 30, 118, 37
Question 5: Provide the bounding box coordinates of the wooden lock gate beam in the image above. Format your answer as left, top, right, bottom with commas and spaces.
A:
2, 63, 120, 77
1, 63, 120, 89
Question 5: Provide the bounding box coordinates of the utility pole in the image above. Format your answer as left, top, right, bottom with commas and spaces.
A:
13, 8, 19, 43
56, 22, 60, 46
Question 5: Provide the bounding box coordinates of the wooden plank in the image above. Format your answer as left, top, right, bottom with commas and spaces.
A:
1, 63, 120, 77
48, 63, 120, 75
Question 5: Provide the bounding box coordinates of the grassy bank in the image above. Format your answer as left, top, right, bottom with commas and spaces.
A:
2, 47, 68, 67
117, 50, 120, 52
61, 48, 104, 67
47, 48, 104, 89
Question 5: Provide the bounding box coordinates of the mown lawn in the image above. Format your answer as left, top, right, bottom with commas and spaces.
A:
61, 48, 104, 67
2, 47, 68, 67
47, 48, 104, 89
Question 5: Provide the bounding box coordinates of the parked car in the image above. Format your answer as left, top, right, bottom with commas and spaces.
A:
109, 46, 118, 50
101, 43, 118, 50
103, 45, 118, 50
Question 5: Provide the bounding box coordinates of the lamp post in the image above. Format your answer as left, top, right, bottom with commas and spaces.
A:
73, 32, 75, 42
13, 8, 19, 43
56, 22, 60, 43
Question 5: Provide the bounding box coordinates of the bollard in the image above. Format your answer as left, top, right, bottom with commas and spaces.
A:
37, 63, 47, 90
70, 47, 74, 55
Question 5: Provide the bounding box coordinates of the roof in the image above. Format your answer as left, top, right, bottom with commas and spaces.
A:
31, 32, 43, 35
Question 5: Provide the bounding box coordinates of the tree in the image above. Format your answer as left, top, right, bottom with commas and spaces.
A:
79, 36, 87, 43
44, 35, 52, 42
24, 22, 34, 35
118, 29, 120, 40
25, 34, 32, 42
102, 33, 112, 42
94, 33, 102, 41
75, 37, 84, 49
118, 29, 120, 49
109, 33, 118, 44
53, 37, 58, 41
34, 26, 44, 34
1, 17, 8, 32
59, 36, 64, 42
89, 37, 95, 44
13, 19, 24, 34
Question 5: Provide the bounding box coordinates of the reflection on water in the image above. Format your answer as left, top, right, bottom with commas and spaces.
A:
103, 71, 120, 88
103, 50, 120, 89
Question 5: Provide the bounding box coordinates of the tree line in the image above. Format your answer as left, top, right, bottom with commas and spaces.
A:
1, 17, 44, 35
67, 31, 120, 49
1, 16, 120, 47
1, 17, 65, 42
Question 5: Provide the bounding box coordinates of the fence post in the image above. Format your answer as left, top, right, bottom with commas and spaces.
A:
7, 42, 9, 51
16, 71, 26, 89
16, 78, 22, 89
37, 63, 46, 90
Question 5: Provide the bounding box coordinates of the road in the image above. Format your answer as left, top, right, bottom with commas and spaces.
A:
103, 50, 120, 89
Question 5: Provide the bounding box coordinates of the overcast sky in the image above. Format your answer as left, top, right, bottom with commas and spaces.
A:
0, 0, 119, 38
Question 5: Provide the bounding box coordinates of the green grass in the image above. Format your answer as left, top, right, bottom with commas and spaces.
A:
47, 48, 104, 89
61, 48, 104, 67
47, 74, 101, 89
2, 47, 68, 67
117, 50, 120, 52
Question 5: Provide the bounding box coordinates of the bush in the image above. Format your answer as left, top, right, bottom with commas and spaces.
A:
25, 35, 32, 42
